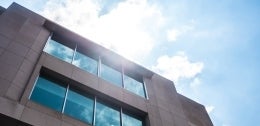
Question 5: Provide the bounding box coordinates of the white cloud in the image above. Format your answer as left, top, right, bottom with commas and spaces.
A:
152, 52, 203, 83
167, 29, 181, 41
41, 0, 165, 61
205, 105, 215, 114
190, 77, 201, 88
167, 20, 195, 42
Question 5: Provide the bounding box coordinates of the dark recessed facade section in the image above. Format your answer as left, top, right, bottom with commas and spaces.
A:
29, 67, 147, 126
0, 6, 5, 15
43, 36, 148, 98
0, 113, 32, 126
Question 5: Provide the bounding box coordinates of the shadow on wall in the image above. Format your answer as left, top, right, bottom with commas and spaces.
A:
0, 6, 5, 15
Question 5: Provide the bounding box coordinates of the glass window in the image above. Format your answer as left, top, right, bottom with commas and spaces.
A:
123, 113, 143, 126
72, 51, 98, 75
44, 39, 74, 63
64, 89, 94, 124
101, 63, 122, 87
124, 75, 145, 98
95, 102, 120, 126
30, 76, 66, 112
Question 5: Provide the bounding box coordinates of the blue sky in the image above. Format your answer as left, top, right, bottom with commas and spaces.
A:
1, 0, 260, 126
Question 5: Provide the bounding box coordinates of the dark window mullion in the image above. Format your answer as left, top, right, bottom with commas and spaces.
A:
120, 107, 123, 126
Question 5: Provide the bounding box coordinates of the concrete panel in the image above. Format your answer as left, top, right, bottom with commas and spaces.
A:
151, 75, 176, 103
71, 67, 99, 90
0, 61, 19, 81
14, 20, 42, 48
0, 10, 27, 39
21, 107, 46, 126
12, 70, 29, 89
19, 59, 35, 75
135, 95, 148, 112
0, 79, 11, 96
0, 34, 11, 49
158, 108, 173, 124
148, 114, 163, 126
147, 94, 158, 106
43, 55, 73, 78
31, 28, 50, 53
0, 48, 4, 56
25, 49, 40, 63
62, 115, 89, 126
26, 100, 61, 119
61, 121, 76, 126
8, 3, 45, 25
5, 84, 23, 101
0, 51, 24, 69
45, 114, 62, 126
0, 97, 25, 120
172, 115, 190, 126
6, 41, 30, 57
146, 104, 160, 118
178, 94, 213, 126
161, 118, 175, 126
170, 104, 187, 119
122, 91, 147, 112
99, 79, 123, 102
20, 64, 41, 105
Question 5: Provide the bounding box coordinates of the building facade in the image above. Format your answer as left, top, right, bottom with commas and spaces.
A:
0, 3, 213, 126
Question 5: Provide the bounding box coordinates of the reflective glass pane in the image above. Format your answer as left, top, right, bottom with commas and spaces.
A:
64, 89, 94, 124
72, 51, 98, 75
95, 102, 120, 126
101, 63, 122, 87
30, 76, 66, 112
44, 39, 74, 63
124, 75, 145, 98
123, 113, 143, 126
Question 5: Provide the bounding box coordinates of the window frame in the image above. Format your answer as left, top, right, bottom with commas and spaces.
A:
43, 35, 148, 99
29, 72, 146, 126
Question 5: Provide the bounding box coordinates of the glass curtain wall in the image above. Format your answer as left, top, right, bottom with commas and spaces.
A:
72, 51, 98, 75
122, 113, 143, 126
44, 38, 147, 98
100, 63, 122, 87
30, 75, 144, 126
44, 39, 74, 63
30, 76, 66, 112
124, 75, 145, 98
64, 88, 94, 125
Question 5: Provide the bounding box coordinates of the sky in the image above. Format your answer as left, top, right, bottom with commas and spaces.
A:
1, 0, 260, 126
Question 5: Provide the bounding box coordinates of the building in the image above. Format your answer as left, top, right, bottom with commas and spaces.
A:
0, 3, 213, 126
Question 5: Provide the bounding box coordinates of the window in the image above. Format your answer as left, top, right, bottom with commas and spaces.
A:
123, 113, 143, 126
72, 51, 98, 75
44, 39, 74, 63
101, 63, 122, 87
30, 74, 144, 126
64, 88, 94, 125
124, 75, 146, 98
95, 102, 121, 126
30, 76, 66, 112
43, 38, 148, 99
